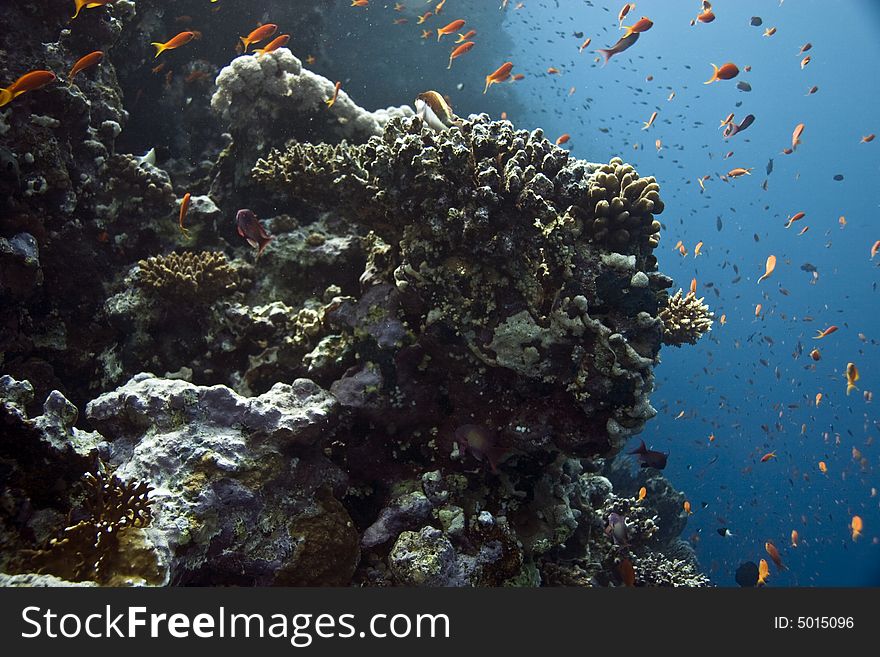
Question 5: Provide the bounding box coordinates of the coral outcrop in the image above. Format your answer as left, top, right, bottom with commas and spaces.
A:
659, 289, 714, 346
135, 250, 238, 303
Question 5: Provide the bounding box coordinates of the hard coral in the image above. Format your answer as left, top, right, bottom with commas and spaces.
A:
658, 289, 714, 346
136, 250, 238, 303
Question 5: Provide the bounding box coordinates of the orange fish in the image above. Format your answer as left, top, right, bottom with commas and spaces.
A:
815, 392, 823, 406
800, 55, 811, 69
755, 303, 762, 318
818, 460, 828, 474
784, 211, 805, 228
719, 112, 735, 128
618, 2, 636, 26
797, 225, 809, 236
846, 362, 859, 396
511, 73, 525, 81
421, 30, 433, 39
417, 12, 433, 24
839, 215, 847, 228
437, 19, 466, 41
68, 51, 104, 85
448, 41, 475, 69
719, 314, 726, 325
683, 500, 692, 515
255, 34, 290, 58
763, 26, 777, 37
240, 24, 277, 52
435, 0, 446, 13
547, 67, 560, 74
642, 110, 657, 130
810, 348, 821, 361
325, 81, 342, 108
851, 515, 863, 541
484, 61, 514, 94
814, 326, 838, 339
678, 243, 687, 256
578, 37, 592, 53
152, 31, 196, 58
0, 70, 57, 107
765, 541, 785, 570
704, 62, 739, 84
638, 486, 646, 502
555, 133, 570, 146
861, 134, 875, 143
871, 240, 880, 258
696, 9, 715, 23
178, 192, 192, 239
351, 0, 369, 6
791, 123, 805, 150
621, 16, 653, 39
798, 42, 812, 54
72, 0, 115, 20
757, 254, 776, 283
694, 241, 703, 257
727, 167, 752, 177
760, 451, 776, 462
655, 139, 662, 151
790, 530, 799, 548
757, 559, 770, 585
456, 30, 477, 43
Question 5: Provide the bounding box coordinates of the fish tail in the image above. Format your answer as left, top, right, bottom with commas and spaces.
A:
704, 64, 718, 84
0, 88, 11, 107
447, 58, 453, 70
240, 36, 250, 51
71, 0, 84, 19
151, 42, 166, 58
596, 49, 612, 66
621, 26, 633, 38
483, 77, 491, 94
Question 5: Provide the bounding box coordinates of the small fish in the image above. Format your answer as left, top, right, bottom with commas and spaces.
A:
637, 486, 647, 502
806, 85, 819, 95
255, 34, 290, 58
871, 240, 880, 258
791, 123, 805, 150
704, 62, 739, 84
239, 24, 278, 52
642, 110, 658, 130
618, 2, 636, 26
72, 0, 115, 20
749, 16, 763, 27
546, 67, 560, 74
851, 515, 863, 541
861, 134, 875, 143
621, 16, 653, 39
696, 9, 715, 23
757, 254, 776, 283
800, 55, 811, 69
236, 208, 273, 257
727, 167, 752, 177
596, 32, 640, 66
555, 133, 570, 146
765, 541, 785, 570
68, 51, 104, 85
718, 527, 733, 537
437, 19, 466, 41
810, 348, 821, 361
798, 42, 812, 54
448, 41, 475, 69
757, 559, 770, 585
719, 314, 726, 325
606, 512, 629, 545
724, 114, 755, 138
760, 451, 776, 462
351, 0, 369, 6
690, 278, 697, 294
484, 61, 514, 93
178, 192, 191, 239
818, 460, 828, 474
736, 81, 751, 92
152, 31, 196, 58
325, 81, 342, 108
755, 303, 762, 318
628, 439, 668, 470
618, 558, 635, 587
578, 37, 592, 53
456, 30, 477, 43
0, 70, 56, 107
763, 26, 777, 37
683, 500, 693, 515
417, 11, 433, 23
814, 326, 838, 339
846, 362, 859, 395
694, 241, 704, 257
815, 392, 823, 406
784, 211, 805, 228
791, 530, 799, 548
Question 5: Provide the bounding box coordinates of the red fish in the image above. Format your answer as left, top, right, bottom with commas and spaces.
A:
236, 209, 273, 257
240, 24, 278, 52
814, 326, 838, 339
178, 192, 191, 238
765, 541, 786, 570
0, 70, 56, 107
596, 32, 640, 66
68, 51, 103, 85
704, 62, 739, 84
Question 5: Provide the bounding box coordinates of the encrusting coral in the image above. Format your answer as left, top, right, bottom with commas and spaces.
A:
135, 250, 238, 302
658, 288, 714, 346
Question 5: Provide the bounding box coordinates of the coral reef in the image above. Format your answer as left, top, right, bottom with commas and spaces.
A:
659, 289, 714, 346
135, 250, 238, 303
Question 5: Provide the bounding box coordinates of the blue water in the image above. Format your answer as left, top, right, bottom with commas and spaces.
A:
464, 0, 880, 586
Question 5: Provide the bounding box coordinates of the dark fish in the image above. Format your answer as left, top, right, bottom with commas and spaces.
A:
750, 16, 763, 26
606, 512, 629, 545
628, 439, 668, 470
736, 561, 760, 587
800, 262, 817, 273
766, 158, 774, 175
573, 31, 584, 38
724, 113, 754, 138
833, 174, 844, 181
717, 527, 733, 537
716, 216, 723, 231
235, 208, 273, 256
736, 81, 752, 92
596, 32, 640, 65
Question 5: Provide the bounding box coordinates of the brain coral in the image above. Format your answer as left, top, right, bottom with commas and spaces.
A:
253, 114, 689, 460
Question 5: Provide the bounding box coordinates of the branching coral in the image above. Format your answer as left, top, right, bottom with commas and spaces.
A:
658, 289, 714, 346
20, 467, 159, 585
135, 250, 238, 303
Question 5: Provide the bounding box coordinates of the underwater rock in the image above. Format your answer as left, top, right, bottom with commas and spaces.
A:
0, 232, 42, 298
659, 289, 714, 346
84, 373, 351, 585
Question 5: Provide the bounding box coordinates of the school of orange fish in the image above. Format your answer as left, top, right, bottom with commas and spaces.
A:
1, 0, 876, 585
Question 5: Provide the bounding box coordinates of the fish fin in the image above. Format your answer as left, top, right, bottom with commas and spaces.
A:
240, 36, 250, 51
246, 238, 259, 249
596, 49, 612, 66
0, 88, 11, 107
150, 43, 166, 58
628, 440, 647, 455
703, 64, 718, 84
